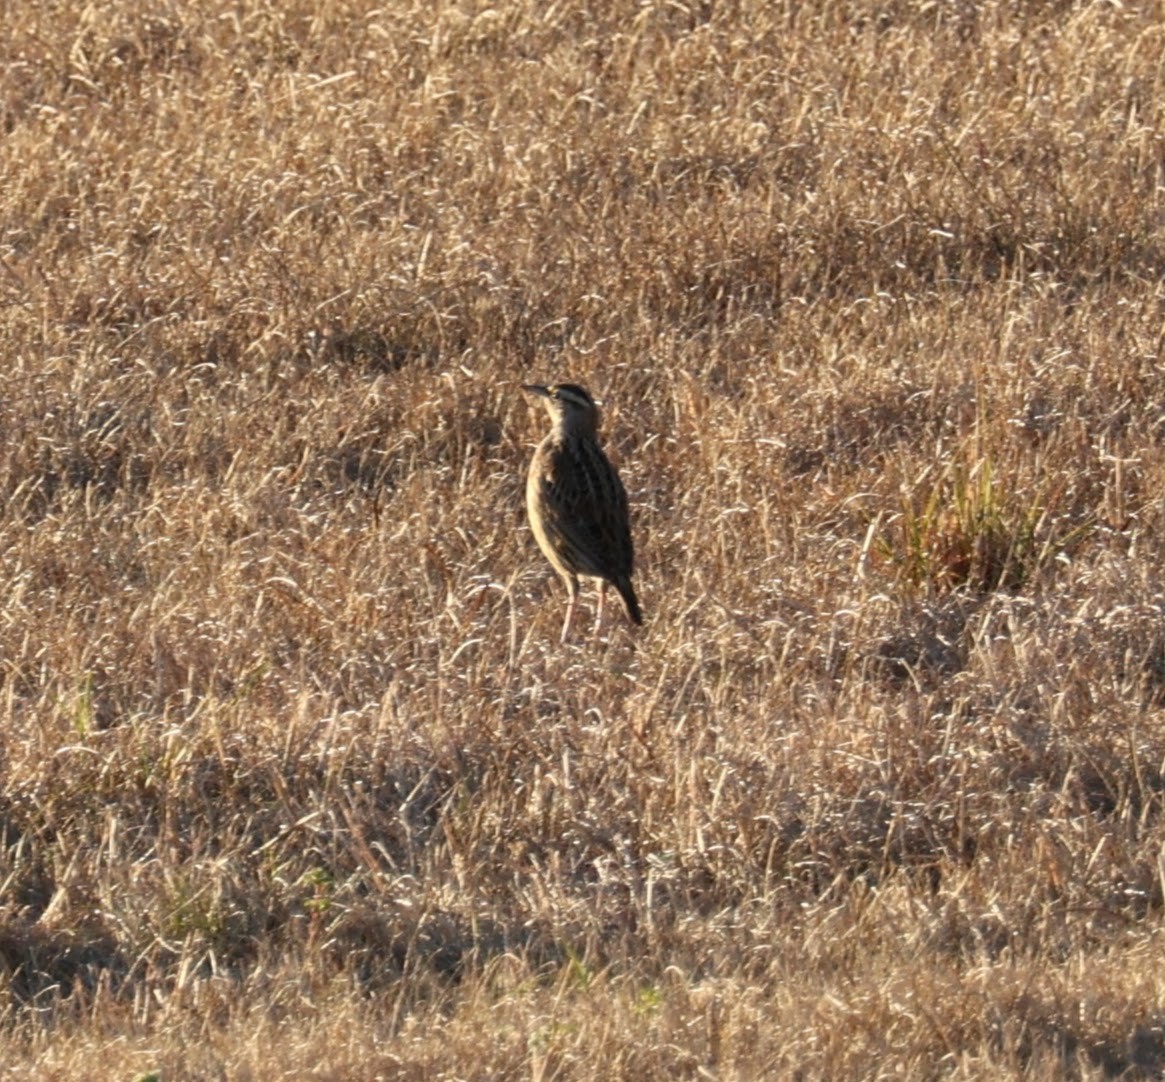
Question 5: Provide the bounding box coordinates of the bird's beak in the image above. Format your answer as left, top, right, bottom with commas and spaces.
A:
522, 384, 550, 398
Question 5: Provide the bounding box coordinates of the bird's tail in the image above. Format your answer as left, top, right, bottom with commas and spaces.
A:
615, 576, 643, 625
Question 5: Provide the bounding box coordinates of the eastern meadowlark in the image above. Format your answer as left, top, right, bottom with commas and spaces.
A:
523, 382, 643, 642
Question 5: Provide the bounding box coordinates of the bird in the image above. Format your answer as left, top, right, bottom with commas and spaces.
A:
522, 382, 643, 642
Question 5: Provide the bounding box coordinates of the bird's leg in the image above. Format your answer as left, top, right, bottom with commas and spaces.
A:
560, 592, 579, 643
594, 581, 607, 636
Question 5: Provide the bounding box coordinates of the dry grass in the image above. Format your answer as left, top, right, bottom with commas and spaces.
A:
4, 0, 1165, 1077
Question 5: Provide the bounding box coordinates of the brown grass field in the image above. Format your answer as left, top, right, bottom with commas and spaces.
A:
5, 1, 1165, 1077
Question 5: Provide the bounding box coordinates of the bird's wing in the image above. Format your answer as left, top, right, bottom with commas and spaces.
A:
542, 441, 633, 579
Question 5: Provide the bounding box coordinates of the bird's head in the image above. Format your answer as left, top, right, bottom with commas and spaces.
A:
522, 382, 600, 435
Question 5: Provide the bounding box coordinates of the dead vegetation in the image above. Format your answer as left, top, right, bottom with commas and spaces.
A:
4, 1, 1165, 1077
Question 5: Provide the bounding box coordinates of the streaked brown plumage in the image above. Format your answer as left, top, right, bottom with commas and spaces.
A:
523, 382, 642, 641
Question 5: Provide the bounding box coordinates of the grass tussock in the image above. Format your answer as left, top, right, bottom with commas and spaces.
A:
5, 0, 1165, 1077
